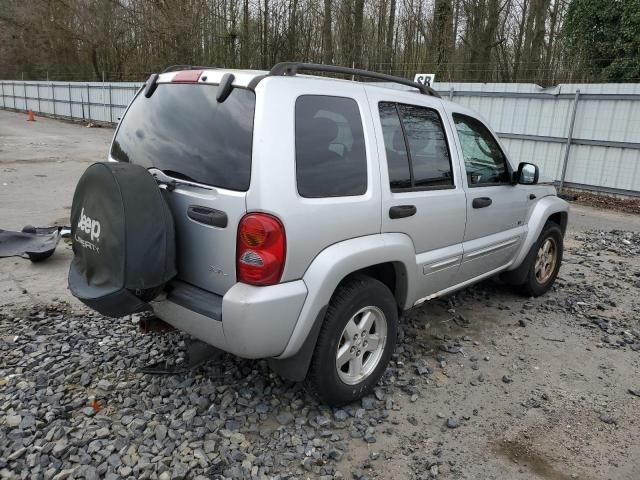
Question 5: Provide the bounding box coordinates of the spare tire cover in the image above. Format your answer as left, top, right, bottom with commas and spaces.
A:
69, 162, 176, 317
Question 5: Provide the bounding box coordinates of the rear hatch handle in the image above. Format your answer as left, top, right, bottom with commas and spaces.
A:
187, 206, 228, 228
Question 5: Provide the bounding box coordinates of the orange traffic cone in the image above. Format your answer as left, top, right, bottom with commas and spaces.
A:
27, 110, 36, 122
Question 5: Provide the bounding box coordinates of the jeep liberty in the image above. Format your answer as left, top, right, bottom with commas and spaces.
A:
69, 63, 569, 406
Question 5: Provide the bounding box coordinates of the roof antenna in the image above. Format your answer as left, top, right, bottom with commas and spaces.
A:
217, 73, 235, 103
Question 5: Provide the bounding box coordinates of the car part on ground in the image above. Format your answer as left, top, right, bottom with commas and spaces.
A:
0, 225, 63, 262
68, 162, 176, 318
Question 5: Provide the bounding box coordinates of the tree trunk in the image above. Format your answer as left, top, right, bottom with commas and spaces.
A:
288, 0, 298, 60
242, 0, 249, 68
433, 0, 453, 74
262, 0, 269, 69
322, 0, 333, 63
386, 0, 396, 73
513, 0, 528, 81
351, 0, 365, 68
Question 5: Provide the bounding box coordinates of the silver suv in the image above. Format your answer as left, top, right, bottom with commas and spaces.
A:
107, 63, 569, 405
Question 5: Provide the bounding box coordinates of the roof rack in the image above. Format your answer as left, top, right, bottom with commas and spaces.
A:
269, 62, 441, 98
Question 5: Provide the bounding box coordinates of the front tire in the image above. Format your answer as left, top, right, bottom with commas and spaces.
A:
305, 275, 398, 406
520, 221, 563, 296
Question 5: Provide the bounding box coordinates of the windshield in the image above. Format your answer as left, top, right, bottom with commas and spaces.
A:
111, 83, 255, 191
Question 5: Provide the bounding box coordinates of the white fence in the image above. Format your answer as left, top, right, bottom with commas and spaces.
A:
438, 82, 640, 196
0, 81, 142, 125
1, 79, 639, 196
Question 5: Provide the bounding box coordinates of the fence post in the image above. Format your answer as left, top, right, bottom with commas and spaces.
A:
1, 82, 4, 109
12, 82, 16, 109
108, 83, 113, 123
102, 72, 107, 123
51, 83, 56, 118
559, 89, 580, 189
87, 83, 91, 121
23, 80, 27, 111
37, 82, 41, 113
68, 83, 72, 118
449, 86, 454, 101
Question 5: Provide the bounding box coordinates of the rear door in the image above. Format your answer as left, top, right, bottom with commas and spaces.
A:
367, 88, 467, 302
448, 112, 528, 282
110, 81, 255, 295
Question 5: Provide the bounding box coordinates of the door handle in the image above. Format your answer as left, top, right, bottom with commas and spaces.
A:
472, 197, 492, 209
389, 205, 417, 219
187, 205, 228, 228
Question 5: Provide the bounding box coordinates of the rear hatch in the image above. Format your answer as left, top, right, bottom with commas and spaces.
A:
110, 77, 255, 295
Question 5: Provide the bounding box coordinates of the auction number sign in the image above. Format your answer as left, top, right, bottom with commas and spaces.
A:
414, 74, 435, 87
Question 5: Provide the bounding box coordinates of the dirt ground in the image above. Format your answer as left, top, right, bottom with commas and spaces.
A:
1, 109, 640, 479
560, 189, 640, 215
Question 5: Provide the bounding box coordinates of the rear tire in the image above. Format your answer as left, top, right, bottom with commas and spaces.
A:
518, 222, 563, 297
305, 274, 398, 406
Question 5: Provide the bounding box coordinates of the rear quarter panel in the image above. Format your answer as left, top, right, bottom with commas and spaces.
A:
248, 77, 383, 281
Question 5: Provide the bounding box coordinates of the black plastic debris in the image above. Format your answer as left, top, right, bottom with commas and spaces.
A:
0, 225, 63, 262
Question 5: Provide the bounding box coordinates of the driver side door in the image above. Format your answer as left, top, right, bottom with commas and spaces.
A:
450, 112, 529, 283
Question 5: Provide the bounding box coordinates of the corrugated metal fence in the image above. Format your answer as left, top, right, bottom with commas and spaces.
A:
1, 80, 639, 196
0, 80, 142, 125
437, 82, 640, 196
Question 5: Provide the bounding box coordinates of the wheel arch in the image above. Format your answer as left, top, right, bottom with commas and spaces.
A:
510, 195, 569, 270
548, 210, 568, 235
502, 196, 568, 286
268, 233, 415, 381
345, 261, 409, 313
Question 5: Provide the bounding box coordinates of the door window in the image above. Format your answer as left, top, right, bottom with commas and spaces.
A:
378, 102, 453, 191
378, 102, 411, 190
453, 113, 510, 186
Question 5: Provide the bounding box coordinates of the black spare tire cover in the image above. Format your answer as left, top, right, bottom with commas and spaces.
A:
68, 162, 176, 317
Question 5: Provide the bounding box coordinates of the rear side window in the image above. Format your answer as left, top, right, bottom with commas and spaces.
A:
111, 84, 255, 191
295, 95, 367, 197
379, 102, 453, 191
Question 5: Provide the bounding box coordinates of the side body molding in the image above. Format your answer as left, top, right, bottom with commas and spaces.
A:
508, 195, 569, 270
276, 233, 417, 360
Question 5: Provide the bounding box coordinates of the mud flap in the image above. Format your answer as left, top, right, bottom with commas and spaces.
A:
68, 162, 176, 317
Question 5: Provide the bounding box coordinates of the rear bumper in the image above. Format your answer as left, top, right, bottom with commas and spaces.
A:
150, 279, 308, 359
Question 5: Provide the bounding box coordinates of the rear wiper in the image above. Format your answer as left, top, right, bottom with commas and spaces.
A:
149, 168, 213, 191
161, 170, 198, 183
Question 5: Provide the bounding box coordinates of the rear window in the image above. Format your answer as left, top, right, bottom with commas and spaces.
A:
295, 95, 368, 198
111, 84, 255, 191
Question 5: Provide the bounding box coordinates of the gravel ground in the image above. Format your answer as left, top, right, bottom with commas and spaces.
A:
1, 229, 639, 480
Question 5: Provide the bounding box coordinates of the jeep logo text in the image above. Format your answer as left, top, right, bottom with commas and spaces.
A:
77, 207, 101, 242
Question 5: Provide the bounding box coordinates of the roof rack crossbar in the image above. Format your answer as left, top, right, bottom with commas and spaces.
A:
268, 62, 440, 98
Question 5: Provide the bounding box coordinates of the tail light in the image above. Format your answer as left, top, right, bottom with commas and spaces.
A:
237, 213, 286, 286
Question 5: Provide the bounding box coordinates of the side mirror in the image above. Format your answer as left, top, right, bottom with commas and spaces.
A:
517, 162, 539, 185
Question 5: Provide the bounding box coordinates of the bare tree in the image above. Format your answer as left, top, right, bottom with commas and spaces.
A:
0, 0, 582, 84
